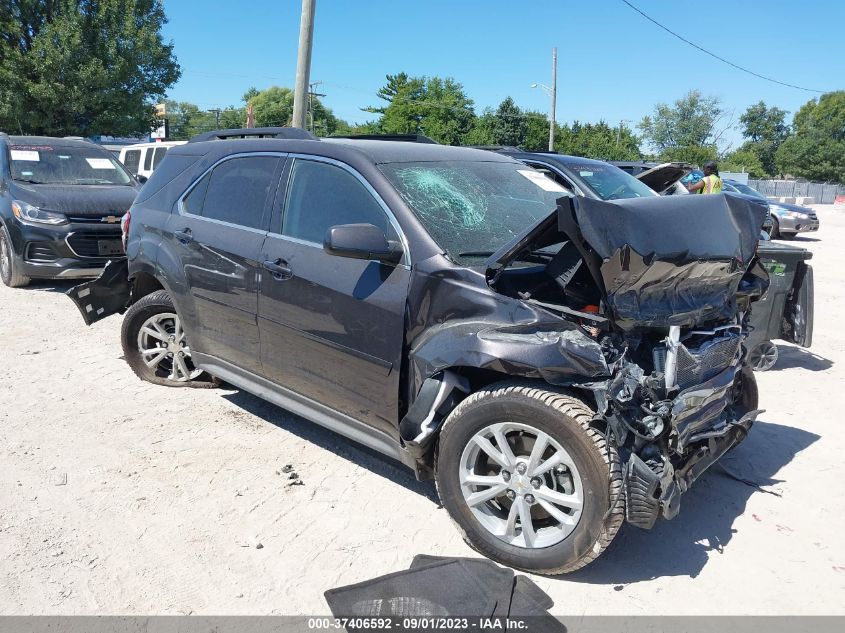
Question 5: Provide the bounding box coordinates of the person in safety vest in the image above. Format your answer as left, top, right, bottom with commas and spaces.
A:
687, 161, 723, 194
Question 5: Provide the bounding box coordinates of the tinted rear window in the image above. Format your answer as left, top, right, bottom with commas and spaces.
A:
193, 156, 279, 229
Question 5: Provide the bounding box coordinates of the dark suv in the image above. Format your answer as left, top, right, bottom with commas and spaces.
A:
68, 128, 769, 574
0, 134, 140, 287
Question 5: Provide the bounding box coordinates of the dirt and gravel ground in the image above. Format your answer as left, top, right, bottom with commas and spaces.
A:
1, 205, 843, 615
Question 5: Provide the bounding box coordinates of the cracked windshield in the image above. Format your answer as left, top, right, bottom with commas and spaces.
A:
380, 161, 567, 264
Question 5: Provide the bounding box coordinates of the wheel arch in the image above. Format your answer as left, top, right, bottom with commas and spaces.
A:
130, 270, 165, 302
402, 364, 601, 478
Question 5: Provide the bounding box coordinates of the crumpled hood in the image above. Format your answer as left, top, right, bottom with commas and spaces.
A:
10, 182, 139, 217
488, 193, 769, 330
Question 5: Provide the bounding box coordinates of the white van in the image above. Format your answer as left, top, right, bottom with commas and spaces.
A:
119, 141, 186, 180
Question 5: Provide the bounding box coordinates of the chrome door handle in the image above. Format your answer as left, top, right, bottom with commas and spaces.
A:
175, 228, 193, 244
263, 258, 292, 280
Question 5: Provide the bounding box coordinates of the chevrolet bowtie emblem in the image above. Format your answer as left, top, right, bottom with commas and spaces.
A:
101, 215, 119, 223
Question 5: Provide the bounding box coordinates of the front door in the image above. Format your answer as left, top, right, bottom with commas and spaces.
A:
258, 157, 411, 437
166, 153, 282, 374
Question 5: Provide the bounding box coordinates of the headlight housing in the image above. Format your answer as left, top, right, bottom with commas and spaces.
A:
11, 200, 68, 225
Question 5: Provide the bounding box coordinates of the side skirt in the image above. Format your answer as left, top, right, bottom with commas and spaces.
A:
193, 353, 417, 472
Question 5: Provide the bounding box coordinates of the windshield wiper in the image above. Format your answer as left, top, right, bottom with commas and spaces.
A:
457, 251, 495, 257
13, 178, 46, 184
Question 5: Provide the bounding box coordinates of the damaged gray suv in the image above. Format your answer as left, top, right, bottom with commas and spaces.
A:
69, 128, 772, 574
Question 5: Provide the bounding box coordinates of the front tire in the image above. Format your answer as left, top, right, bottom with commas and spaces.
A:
0, 225, 31, 288
121, 290, 217, 388
435, 382, 623, 575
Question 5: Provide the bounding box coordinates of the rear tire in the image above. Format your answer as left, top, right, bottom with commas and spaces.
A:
121, 290, 218, 388
435, 382, 623, 575
0, 226, 31, 288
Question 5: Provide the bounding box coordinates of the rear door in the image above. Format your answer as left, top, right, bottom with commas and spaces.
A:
257, 156, 411, 437
166, 153, 283, 374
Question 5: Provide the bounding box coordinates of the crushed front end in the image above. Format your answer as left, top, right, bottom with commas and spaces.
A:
485, 192, 770, 529
596, 321, 761, 528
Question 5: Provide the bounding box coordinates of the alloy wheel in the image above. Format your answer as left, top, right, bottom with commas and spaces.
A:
136, 312, 202, 382
459, 422, 584, 549
748, 341, 778, 372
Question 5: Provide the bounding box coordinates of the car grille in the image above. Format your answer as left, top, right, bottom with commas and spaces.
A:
26, 242, 59, 262
653, 330, 742, 390
66, 231, 122, 258
66, 213, 124, 225
675, 332, 742, 389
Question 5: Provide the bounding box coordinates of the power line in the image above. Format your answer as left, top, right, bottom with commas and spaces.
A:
619, 0, 825, 93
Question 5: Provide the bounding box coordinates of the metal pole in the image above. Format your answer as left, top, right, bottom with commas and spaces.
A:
292, 0, 317, 129
549, 47, 557, 151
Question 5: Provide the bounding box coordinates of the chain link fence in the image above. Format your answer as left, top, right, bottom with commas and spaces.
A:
747, 179, 845, 204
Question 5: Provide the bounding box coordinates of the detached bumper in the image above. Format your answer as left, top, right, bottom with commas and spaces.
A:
66, 259, 131, 325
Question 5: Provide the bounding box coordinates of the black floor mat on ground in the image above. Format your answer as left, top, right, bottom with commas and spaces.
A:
325, 555, 564, 632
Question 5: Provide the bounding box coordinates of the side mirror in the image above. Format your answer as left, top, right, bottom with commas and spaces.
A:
136, 175, 148, 184
324, 223, 403, 264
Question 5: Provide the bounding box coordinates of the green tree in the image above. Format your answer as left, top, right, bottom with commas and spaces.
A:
720, 147, 766, 178
463, 110, 495, 145
639, 90, 725, 162
738, 101, 789, 175
489, 97, 527, 146
367, 73, 476, 144
556, 120, 641, 160
0, 0, 180, 136
246, 85, 344, 135
521, 111, 553, 151
775, 91, 845, 182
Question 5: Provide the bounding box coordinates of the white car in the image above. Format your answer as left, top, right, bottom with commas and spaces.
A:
118, 141, 186, 181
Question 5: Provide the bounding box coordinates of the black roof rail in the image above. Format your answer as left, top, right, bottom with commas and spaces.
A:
331, 134, 439, 144
189, 127, 317, 143
465, 145, 523, 153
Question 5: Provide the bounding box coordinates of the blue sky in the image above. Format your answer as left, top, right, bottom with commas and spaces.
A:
161, 0, 843, 151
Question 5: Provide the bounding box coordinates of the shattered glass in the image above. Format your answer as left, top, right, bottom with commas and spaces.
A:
380, 161, 562, 264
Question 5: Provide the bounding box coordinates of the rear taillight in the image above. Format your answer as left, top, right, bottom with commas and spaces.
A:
121, 210, 131, 250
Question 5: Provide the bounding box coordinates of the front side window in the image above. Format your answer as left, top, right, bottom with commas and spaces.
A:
9, 144, 133, 185
184, 156, 278, 230
282, 159, 396, 244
